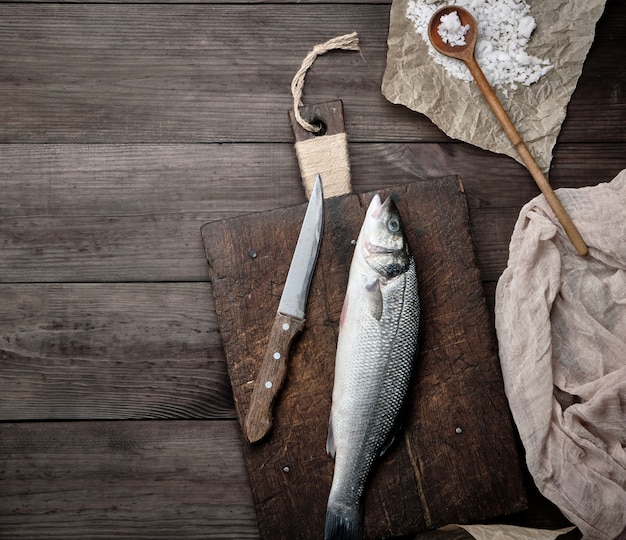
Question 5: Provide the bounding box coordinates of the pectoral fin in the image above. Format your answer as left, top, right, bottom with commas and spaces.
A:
326, 416, 336, 458
365, 279, 383, 321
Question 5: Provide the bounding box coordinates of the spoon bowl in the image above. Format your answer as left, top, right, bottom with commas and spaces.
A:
428, 6, 477, 62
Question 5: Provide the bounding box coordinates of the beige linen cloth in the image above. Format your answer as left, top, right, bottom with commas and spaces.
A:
495, 170, 626, 540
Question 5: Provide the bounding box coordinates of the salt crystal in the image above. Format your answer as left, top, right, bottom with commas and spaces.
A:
518, 15, 536, 38
525, 71, 541, 85
406, 0, 553, 92
437, 11, 471, 47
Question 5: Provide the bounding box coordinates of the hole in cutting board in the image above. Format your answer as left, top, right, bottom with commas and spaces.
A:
310, 118, 327, 136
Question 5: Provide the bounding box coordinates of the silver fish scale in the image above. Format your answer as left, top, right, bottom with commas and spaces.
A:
330, 258, 420, 509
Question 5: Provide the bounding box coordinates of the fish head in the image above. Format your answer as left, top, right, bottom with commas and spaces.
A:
361, 194, 411, 279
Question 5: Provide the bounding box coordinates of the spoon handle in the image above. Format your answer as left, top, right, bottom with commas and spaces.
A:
464, 56, 589, 257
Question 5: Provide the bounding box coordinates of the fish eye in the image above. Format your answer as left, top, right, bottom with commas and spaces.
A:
388, 217, 401, 233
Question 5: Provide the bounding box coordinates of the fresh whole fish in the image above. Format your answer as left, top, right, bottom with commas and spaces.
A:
325, 194, 420, 540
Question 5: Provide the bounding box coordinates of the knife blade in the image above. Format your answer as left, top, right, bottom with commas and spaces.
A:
245, 175, 324, 443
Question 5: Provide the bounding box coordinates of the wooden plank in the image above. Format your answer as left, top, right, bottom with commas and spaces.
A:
0, 420, 259, 539
0, 283, 234, 421
559, 0, 626, 142
0, 143, 306, 283
0, 4, 436, 144
5, 142, 620, 221
1, 142, 623, 284
0, 2, 622, 144
5, 0, 389, 3
1, 0, 389, 3
202, 177, 526, 539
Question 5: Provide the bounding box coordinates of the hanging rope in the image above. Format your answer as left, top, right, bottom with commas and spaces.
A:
290, 32, 360, 133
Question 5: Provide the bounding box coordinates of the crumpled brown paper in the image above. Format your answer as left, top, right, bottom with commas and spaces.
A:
382, 0, 607, 174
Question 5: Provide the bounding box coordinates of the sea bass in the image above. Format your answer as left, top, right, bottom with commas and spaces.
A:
325, 194, 420, 540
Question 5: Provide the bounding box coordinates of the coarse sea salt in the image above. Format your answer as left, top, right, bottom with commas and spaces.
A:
406, 0, 553, 93
437, 11, 470, 47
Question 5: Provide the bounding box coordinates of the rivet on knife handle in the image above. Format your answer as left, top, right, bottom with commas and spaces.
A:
245, 313, 306, 443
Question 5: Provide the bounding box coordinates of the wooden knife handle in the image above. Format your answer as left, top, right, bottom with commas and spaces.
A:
245, 312, 306, 443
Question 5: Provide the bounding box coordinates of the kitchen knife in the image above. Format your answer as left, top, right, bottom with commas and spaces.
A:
245, 175, 324, 443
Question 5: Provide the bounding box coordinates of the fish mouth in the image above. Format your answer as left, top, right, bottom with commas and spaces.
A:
368, 194, 393, 220
364, 241, 396, 255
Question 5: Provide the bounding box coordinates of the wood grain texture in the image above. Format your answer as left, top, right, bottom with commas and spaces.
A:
0, 420, 259, 539
0, 281, 543, 423
0, 4, 424, 143
2, 0, 390, 3
0, 283, 234, 420
0, 3, 622, 143
202, 177, 526, 539
1, 142, 624, 284
0, 0, 623, 537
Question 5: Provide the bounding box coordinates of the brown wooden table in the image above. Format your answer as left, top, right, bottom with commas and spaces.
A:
0, 1, 624, 538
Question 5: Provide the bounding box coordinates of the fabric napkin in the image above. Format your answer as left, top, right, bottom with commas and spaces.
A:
495, 170, 626, 539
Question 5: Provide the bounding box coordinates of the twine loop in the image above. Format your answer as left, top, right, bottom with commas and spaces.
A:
291, 32, 360, 133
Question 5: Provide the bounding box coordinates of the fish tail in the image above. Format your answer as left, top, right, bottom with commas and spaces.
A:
324, 502, 363, 540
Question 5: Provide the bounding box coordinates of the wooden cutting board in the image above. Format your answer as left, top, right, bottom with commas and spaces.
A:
201, 176, 526, 539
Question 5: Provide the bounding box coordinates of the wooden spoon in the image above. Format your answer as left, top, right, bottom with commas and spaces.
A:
428, 6, 588, 256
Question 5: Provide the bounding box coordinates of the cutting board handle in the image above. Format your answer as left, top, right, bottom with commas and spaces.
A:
289, 100, 352, 199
